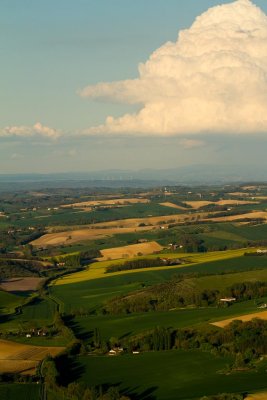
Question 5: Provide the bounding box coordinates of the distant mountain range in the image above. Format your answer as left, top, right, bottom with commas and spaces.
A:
0, 165, 267, 190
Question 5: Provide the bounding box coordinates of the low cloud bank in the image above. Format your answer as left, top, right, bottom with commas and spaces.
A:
0, 123, 61, 139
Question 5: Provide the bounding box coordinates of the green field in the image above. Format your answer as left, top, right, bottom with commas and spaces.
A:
53, 248, 253, 285
50, 250, 267, 317
208, 222, 267, 242
78, 351, 267, 400
4, 188, 267, 399
13, 202, 183, 229
189, 269, 267, 291
72, 297, 267, 342
0, 297, 57, 333
35, 221, 267, 257
0, 290, 24, 315
0, 383, 40, 400
52, 248, 267, 289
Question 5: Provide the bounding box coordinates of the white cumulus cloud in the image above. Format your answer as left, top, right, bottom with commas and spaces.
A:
80, 0, 267, 136
0, 123, 61, 139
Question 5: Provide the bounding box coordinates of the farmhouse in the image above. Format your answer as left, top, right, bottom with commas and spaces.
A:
219, 297, 236, 303
108, 347, 124, 356
138, 238, 149, 243
258, 304, 267, 309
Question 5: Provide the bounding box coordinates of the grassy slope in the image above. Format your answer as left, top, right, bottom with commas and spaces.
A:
0, 290, 23, 314
51, 249, 267, 315
72, 297, 267, 342
14, 202, 182, 229
189, 269, 267, 291
78, 351, 267, 400
0, 298, 57, 333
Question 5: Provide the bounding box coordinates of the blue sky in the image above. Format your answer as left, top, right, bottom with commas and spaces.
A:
1, 0, 267, 173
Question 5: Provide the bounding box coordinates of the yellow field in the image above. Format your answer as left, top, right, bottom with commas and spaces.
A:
252, 196, 267, 200
211, 311, 267, 328
62, 197, 149, 208
246, 392, 267, 399
0, 360, 37, 375
88, 213, 195, 228
184, 201, 213, 208
32, 206, 265, 247
229, 192, 252, 197
53, 248, 248, 286
185, 200, 258, 209
242, 185, 259, 190
31, 211, 209, 246
208, 211, 267, 223
31, 226, 156, 246
0, 339, 64, 375
99, 241, 163, 260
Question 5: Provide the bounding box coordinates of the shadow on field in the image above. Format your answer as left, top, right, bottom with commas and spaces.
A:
119, 331, 132, 340
63, 315, 94, 341
0, 310, 13, 323
55, 354, 85, 386
103, 383, 158, 400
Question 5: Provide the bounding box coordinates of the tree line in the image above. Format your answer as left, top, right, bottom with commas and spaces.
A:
102, 279, 267, 315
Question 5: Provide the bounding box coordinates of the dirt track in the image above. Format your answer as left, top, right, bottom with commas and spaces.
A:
185, 200, 258, 209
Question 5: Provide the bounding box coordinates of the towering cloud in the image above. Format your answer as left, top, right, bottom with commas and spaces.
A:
80, 0, 267, 136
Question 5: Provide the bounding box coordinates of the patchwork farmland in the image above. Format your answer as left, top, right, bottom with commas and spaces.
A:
2, 183, 267, 399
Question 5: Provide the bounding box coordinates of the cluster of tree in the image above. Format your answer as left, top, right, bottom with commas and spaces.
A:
127, 319, 267, 367
207, 210, 253, 219
52, 249, 101, 269
80, 249, 101, 262
103, 278, 267, 315
244, 250, 267, 256
106, 257, 165, 273
0, 372, 36, 383
57, 254, 81, 268
0, 227, 45, 252
0, 259, 44, 278
43, 353, 131, 400
177, 234, 207, 253
200, 394, 244, 400
226, 281, 267, 301
103, 280, 220, 314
